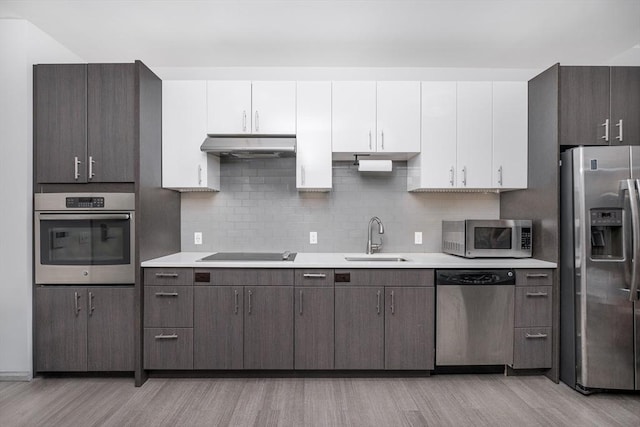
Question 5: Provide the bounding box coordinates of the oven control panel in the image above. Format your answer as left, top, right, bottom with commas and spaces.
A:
65, 196, 105, 208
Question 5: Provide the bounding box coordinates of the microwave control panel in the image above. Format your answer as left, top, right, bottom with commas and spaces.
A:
520, 227, 532, 250
65, 197, 105, 208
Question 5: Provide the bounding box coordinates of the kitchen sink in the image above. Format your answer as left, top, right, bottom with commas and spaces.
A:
198, 251, 297, 261
344, 256, 408, 262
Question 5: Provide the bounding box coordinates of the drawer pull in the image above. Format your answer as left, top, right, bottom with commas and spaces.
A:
525, 333, 548, 339
155, 273, 179, 278
525, 273, 549, 278
154, 334, 178, 340
155, 292, 179, 297
303, 273, 326, 279
526, 292, 548, 297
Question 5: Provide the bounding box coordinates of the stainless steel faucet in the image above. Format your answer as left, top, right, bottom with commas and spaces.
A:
366, 216, 385, 254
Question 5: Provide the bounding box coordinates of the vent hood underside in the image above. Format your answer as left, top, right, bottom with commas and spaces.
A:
201, 134, 296, 158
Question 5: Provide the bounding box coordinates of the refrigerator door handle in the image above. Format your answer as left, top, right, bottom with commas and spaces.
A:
626, 179, 640, 301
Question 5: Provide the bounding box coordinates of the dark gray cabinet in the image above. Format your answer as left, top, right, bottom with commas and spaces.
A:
144, 328, 193, 370
294, 287, 334, 369
194, 286, 243, 369
385, 287, 434, 370
244, 286, 294, 369
335, 287, 385, 369
35, 286, 134, 372
560, 66, 640, 146
34, 63, 137, 184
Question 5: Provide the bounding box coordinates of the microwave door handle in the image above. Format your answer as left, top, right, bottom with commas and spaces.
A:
626, 179, 640, 301
38, 214, 130, 221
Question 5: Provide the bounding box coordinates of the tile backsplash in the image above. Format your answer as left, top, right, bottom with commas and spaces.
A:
181, 158, 499, 253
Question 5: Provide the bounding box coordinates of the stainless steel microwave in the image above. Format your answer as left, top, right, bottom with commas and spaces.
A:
442, 219, 532, 258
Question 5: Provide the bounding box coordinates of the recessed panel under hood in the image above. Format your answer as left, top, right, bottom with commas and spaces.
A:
200, 134, 296, 158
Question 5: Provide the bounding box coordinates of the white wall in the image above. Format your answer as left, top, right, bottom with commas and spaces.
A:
0, 19, 83, 380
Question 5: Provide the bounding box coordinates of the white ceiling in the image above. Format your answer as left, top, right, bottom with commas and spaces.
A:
1, 0, 639, 68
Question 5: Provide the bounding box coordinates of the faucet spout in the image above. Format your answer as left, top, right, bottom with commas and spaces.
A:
366, 216, 385, 254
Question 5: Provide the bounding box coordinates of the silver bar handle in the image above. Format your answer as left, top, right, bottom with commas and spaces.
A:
248, 290, 252, 314
390, 290, 394, 315
299, 290, 303, 315
255, 111, 259, 132
89, 291, 94, 315
616, 119, 623, 142
198, 164, 202, 186
498, 166, 503, 186
74, 156, 81, 180
234, 289, 239, 314
376, 290, 381, 315
155, 273, 179, 278
155, 334, 178, 340
301, 165, 305, 186
155, 292, 179, 297
303, 273, 326, 279
526, 292, 548, 297
369, 130, 372, 150
74, 291, 81, 315
381, 130, 385, 150
88, 156, 95, 179
39, 213, 130, 221
449, 167, 455, 187
462, 166, 467, 187
525, 333, 548, 339
526, 273, 548, 278
601, 118, 609, 142
242, 110, 247, 132
628, 179, 640, 301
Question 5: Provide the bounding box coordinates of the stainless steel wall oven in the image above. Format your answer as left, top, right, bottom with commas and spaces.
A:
35, 193, 135, 284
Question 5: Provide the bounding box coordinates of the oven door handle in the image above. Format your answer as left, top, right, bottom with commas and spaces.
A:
38, 214, 130, 221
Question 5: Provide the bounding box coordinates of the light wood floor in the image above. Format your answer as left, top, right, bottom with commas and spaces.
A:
1, 375, 639, 426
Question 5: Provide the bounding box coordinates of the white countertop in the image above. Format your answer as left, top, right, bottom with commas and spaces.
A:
141, 252, 557, 269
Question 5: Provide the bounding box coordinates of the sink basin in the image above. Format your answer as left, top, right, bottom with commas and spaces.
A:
344, 256, 408, 262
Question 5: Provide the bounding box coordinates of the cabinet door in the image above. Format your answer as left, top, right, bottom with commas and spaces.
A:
252, 81, 296, 134
35, 287, 87, 371
87, 287, 134, 371
559, 66, 610, 146
244, 286, 294, 369
492, 82, 528, 189
295, 287, 334, 370
408, 82, 457, 190
162, 81, 220, 191
296, 81, 332, 191
335, 287, 384, 369
194, 286, 244, 369
34, 64, 87, 184
332, 81, 377, 153
457, 82, 493, 188
87, 64, 135, 182
207, 81, 251, 134
385, 287, 434, 370
376, 81, 421, 153
610, 67, 640, 146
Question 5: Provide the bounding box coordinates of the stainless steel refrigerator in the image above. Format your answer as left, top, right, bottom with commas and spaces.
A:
561, 145, 640, 393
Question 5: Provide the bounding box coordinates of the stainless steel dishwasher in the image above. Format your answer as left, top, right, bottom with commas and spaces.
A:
436, 269, 515, 366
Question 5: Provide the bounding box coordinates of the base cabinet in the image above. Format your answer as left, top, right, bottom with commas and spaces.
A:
35, 286, 134, 372
294, 287, 335, 369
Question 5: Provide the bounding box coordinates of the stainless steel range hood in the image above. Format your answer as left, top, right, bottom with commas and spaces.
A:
200, 134, 296, 158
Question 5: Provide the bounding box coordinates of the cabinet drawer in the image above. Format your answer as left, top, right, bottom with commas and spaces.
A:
144, 286, 193, 327
144, 328, 193, 369
516, 269, 552, 287
512, 327, 552, 369
144, 268, 193, 286
194, 268, 294, 286
295, 269, 334, 287
334, 269, 434, 286
514, 286, 552, 327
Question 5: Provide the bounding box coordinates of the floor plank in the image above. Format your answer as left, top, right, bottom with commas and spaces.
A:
0, 375, 639, 427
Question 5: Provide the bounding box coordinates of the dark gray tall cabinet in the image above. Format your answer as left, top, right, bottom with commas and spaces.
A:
500, 64, 640, 383
33, 61, 181, 386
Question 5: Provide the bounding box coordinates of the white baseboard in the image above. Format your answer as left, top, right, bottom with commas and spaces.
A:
0, 372, 32, 381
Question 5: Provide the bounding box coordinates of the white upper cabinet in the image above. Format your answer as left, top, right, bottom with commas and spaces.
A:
206, 81, 296, 134
376, 81, 421, 153
296, 82, 332, 191
163, 80, 220, 191
457, 82, 493, 189
207, 81, 251, 134
332, 81, 377, 153
408, 81, 528, 191
492, 82, 528, 189
332, 81, 420, 156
